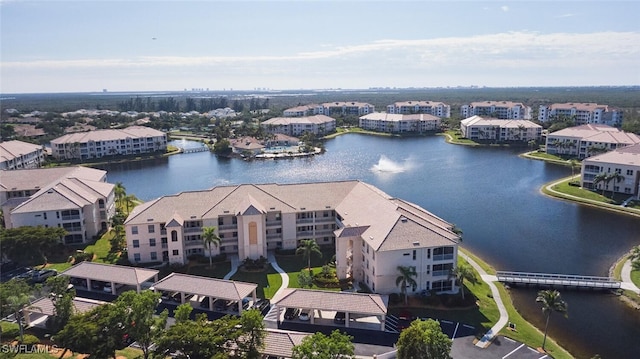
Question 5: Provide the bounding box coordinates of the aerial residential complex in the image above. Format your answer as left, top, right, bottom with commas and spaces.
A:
460, 101, 532, 120
124, 181, 460, 294
0, 140, 45, 170
0, 166, 115, 244
581, 143, 640, 198
545, 124, 640, 159
50, 126, 167, 161
261, 115, 336, 136
359, 113, 441, 133
538, 103, 623, 126
386, 101, 451, 118
459, 116, 542, 142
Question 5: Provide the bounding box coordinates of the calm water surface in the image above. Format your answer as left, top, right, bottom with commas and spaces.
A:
98, 134, 640, 358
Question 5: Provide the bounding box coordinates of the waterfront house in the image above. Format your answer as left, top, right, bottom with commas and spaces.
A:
124, 181, 460, 294
359, 113, 441, 133
1, 167, 115, 244
545, 124, 640, 159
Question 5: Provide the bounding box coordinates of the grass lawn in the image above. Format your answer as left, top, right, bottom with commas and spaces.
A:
550, 179, 615, 203
524, 151, 568, 162
440, 130, 479, 146
185, 261, 232, 279
275, 247, 342, 291
631, 269, 640, 288
231, 264, 283, 299
13, 347, 144, 359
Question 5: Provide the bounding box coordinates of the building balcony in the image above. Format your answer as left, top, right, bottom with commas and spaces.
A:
296, 218, 314, 224
184, 227, 202, 233
61, 215, 81, 221
184, 241, 202, 248
266, 220, 282, 227
432, 270, 450, 277
266, 233, 282, 240
433, 254, 454, 261
219, 224, 238, 230
296, 231, 314, 237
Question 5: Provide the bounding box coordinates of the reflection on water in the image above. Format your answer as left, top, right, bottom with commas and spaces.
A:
96, 134, 640, 358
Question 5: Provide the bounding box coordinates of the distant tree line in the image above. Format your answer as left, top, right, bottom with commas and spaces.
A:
116, 96, 270, 113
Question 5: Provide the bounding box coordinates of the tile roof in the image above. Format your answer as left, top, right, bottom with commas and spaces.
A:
262, 115, 335, 126
548, 124, 640, 145
460, 116, 541, 128
469, 101, 527, 108
584, 143, 640, 167
30, 297, 105, 316
11, 177, 114, 213
150, 273, 257, 301
50, 126, 165, 144
61, 262, 159, 286
548, 102, 610, 111
360, 113, 440, 122
392, 100, 447, 107
0, 166, 106, 192
262, 329, 308, 358
0, 140, 41, 162
273, 288, 387, 315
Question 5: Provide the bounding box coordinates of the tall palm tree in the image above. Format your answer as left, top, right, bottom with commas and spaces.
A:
296, 239, 322, 274
6, 294, 41, 342
449, 264, 477, 300
123, 194, 137, 213
535, 289, 568, 351
202, 226, 221, 267
568, 159, 580, 178
114, 182, 127, 207
593, 173, 608, 196
395, 266, 417, 305
607, 172, 625, 198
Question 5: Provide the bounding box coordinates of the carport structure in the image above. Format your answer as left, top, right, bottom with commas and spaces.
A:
25, 297, 105, 328
273, 288, 388, 331
60, 262, 159, 294
150, 273, 257, 314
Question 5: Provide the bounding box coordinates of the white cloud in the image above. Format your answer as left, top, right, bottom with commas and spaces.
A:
501, 5, 509, 12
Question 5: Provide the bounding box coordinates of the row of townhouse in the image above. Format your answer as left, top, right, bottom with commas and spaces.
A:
386, 101, 451, 118
359, 113, 441, 133
124, 181, 461, 295
282, 102, 375, 117
1, 167, 116, 244
538, 103, 623, 126
545, 124, 640, 159
460, 101, 532, 120
50, 126, 167, 161
0, 140, 45, 170
581, 143, 640, 198
460, 116, 542, 142
261, 115, 336, 137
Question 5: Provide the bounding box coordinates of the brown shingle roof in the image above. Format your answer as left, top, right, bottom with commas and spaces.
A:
151, 273, 256, 301
61, 262, 158, 286
273, 288, 387, 315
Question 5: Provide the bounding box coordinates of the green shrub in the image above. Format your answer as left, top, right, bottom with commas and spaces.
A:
17, 334, 40, 345
74, 251, 93, 263
1, 321, 20, 340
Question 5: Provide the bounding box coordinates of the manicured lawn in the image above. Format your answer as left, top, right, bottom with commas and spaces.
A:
231, 264, 283, 299
185, 262, 232, 279
525, 151, 566, 162
275, 247, 342, 291
631, 269, 640, 288
441, 130, 479, 145
550, 180, 615, 203
84, 231, 119, 264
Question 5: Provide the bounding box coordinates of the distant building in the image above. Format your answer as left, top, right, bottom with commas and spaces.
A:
321, 101, 375, 116
50, 126, 167, 161
538, 103, 623, 126
1, 167, 115, 244
460, 116, 542, 142
359, 113, 441, 133
283, 104, 324, 117
460, 101, 531, 120
386, 101, 451, 118
0, 140, 45, 170
545, 124, 640, 159
261, 115, 336, 136
229, 137, 265, 156
581, 143, 640, 198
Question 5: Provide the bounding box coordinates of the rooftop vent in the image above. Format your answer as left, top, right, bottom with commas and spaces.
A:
400, 217, 408, 223
190, 216, 196, 219
413, 241, 420, 246
270, 207, 275, 210
223, 210, 229, 214
147, 218, 153, 221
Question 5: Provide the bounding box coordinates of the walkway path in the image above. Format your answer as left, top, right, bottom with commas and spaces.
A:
621, 259, 640, 294
267, 251, 290, 303
459, 252, 508, 348
223, 254, 240, 280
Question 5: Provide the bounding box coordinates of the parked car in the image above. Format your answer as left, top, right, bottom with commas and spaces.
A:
397, 310, 414, 331
284, 308, 300, 320
333, 311, 346, 324
299, 309, 311, 321
29, 269, 57, 283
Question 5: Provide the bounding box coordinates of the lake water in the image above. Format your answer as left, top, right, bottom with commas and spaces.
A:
97, 134, 640, 358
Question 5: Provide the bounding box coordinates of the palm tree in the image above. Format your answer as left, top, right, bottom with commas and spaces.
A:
395, 266, 417, 305
114, 182, 127, 207
607, 172, 625, 198
202, 226, 221, 267
630, 245, 640, 262
296, 239, 322, 274
569, 159, 580, 178
593, 173, 609, 196
450, 264, 477, 300
6, 294, 41, 342
123, 194, 137, 213
535, 289, 568, 351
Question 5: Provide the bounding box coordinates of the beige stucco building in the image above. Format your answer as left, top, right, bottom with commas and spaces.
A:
460, 116, 542, 142
359, 113, 441, 133
124, 181, 460, 294
581, 143, 640, 198
545, 124, 640, 159
0, 140, 45, 170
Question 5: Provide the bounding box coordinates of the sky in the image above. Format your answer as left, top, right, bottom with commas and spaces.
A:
1, 0, 639, 93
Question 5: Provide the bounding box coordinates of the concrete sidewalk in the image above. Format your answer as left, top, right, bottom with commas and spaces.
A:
458, 251, 508, 348
621, 259, 640, 294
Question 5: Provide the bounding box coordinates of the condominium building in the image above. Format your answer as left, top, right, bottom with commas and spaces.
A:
538, 103, 623, 126
283, 104, 324, 117
460, 101, 532, 120
359, 113, 441, 133
321, 102, 375, 116
261, 115, 336, 136
1, 167, 115, 244
545, 124, 640, 159
50, 126, 167, 161
386, 101, 451, 118
124, 181, 460, 294
460, 116, 542, 142
0, 140, 45, 170
581, 143, 640, 198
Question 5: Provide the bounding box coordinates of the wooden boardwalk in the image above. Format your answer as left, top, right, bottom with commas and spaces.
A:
496, 271, 621, 290
180, 147, 209, 154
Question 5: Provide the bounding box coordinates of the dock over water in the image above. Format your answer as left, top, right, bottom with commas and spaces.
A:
496, 271, 621, 290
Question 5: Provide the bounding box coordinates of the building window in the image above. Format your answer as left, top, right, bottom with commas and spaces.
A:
413, 250, 416, 260
148, 225, 155, 233
627, 169, 634, 176
150, 252, 157, 261
427, 249, 431, 259
172, 250, 179, 256
133, 240, 139, 248
43, 212, 47, 220
149, 238, 156, 247
171, 230, 178, 242
132, 226, 138, 235
133, 253, 141, 262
